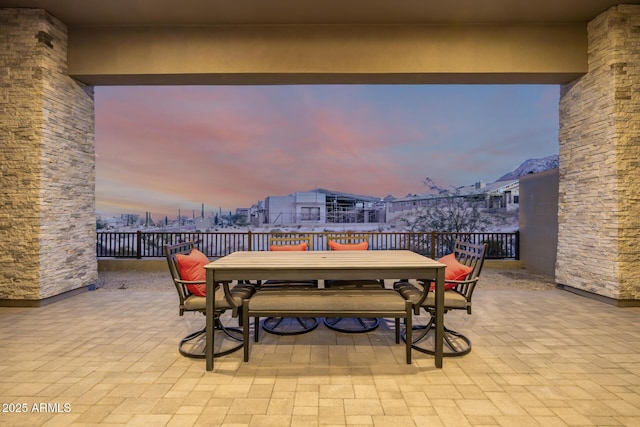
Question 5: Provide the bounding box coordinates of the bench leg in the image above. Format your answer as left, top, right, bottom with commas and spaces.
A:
405, 306, 412, 364
395, 318, 400, 344
254, 317, 260, 342
243, 301, 250, 362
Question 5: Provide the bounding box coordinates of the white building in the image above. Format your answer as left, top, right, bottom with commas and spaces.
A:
253, 188, 384, 226
264, 191, 327, 225
387, 179, 520, 221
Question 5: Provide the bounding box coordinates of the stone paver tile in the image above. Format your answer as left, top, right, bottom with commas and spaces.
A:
346, 415, 373, 425
318, 407, 346, 425
266, 398, 294, 415
494, 415, 545, 427
434, 404, 472, 427
122, 414, 172, 426
456, 398, 502, 417
292, 405, 318, 416
372, 415, 416, 426
319, 383, 355, 399
110, 397, 161, 415
354, 384, 379, 399
222, 413, 252, 425
227, 398, 270, 415
344, 399, 384, 416
380, 398, 410, 416
166, 414, 199, 426
249, 414, 292, 426
401, 390, 430, 407
423, 385, 463, 400
484, 391, 527, 415
212, 384, 251, 398
291, 415, 320, 427
551, 407, 600, 425
294, 391, 319, 406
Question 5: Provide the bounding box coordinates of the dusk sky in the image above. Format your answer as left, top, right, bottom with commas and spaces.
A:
95, 84, 559, 220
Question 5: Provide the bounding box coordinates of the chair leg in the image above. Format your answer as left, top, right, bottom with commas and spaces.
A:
179, 315, 244, 359
179, 327, 207, 359
323, 317, 380, 333
401, 313, 472, 357
261, 317, 319, 336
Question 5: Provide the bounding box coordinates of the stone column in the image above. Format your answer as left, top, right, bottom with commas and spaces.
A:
557, 5, 640, 305
0, 9, 96, 305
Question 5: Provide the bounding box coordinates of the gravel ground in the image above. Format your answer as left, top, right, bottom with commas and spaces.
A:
95, 267, 557, 292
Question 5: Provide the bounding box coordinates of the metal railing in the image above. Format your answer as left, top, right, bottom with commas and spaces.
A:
97, 230, 519, 260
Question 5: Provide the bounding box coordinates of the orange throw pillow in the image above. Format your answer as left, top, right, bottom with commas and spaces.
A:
431, 252, 473, 291
270, 242, 308, 251
175, 248, 210, 296
328, 241, 369, 251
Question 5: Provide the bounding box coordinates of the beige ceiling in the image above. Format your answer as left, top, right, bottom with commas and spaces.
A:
1, 0, 639, 26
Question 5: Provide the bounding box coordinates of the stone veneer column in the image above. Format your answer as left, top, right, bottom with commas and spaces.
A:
0, 9, 96, 304
557, 5, 640, 305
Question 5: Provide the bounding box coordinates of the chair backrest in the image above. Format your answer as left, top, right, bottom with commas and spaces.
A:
325, 233, 369, 250
164, 241, 196, 315
454, 240, 487, 279
269, 235, 312, 250
452, 239, 487, 312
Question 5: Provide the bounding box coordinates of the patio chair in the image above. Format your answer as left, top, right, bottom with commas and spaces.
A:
164, 242, 256, 358
323, 234, 385, 333
259, 235, 319, 335
394, 239, 487, 357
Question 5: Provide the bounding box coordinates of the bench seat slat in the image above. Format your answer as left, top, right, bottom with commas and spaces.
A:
248, 289, 407, 312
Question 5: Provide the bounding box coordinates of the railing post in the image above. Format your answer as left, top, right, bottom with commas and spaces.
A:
430, 232, 436, 259
136, 230, 142, 259
515, 230, 520, 260
247, 230, 252, 251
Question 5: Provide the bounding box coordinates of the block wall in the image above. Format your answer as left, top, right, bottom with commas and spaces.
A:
558, 5, 640, 301
519, 169, 559, 278
0, 9, 96, 301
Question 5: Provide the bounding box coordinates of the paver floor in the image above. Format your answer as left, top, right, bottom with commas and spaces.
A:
1, 270, 639, 426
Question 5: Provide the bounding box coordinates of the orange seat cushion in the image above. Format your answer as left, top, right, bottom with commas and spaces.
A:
328, 241, 368, 251
176, 248, 210, 296
431, 252, 474, 290
270, 242, 308, 251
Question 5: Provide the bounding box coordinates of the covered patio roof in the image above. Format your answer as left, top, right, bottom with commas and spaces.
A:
2, 0, 640, 26
4, 0, 640, 85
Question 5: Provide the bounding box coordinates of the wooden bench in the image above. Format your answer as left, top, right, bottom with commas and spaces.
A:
242, 288, 413, 364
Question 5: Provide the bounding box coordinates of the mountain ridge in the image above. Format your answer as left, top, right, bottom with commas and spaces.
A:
496, 154, 559, 181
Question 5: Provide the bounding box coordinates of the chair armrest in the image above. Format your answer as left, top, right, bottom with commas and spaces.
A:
220, 281, 258, 317
447, 277, 479, 299
419, 276, 479, 300
175, 279, 206, 285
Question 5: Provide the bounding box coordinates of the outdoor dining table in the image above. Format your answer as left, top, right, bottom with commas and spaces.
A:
204, 250, 446, 371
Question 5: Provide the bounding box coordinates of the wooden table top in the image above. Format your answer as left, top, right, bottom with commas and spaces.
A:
204, 250, 444, 282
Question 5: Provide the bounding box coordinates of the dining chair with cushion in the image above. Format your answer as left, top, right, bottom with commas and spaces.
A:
323, 234, 385, 333
258, 235, 319, 335
164, 241, 256, 358
394, 239, 487, 356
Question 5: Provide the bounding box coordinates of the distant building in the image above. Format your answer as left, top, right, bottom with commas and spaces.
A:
387, 179, 519, 221
235, 208, 250, 220
457, 180, 520, 211
264, 191, 326, 225
194, 217, 214, 229
252, 188, 385, 226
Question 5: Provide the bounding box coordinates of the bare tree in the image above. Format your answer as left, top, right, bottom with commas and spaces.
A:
401, 178, 497, 233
